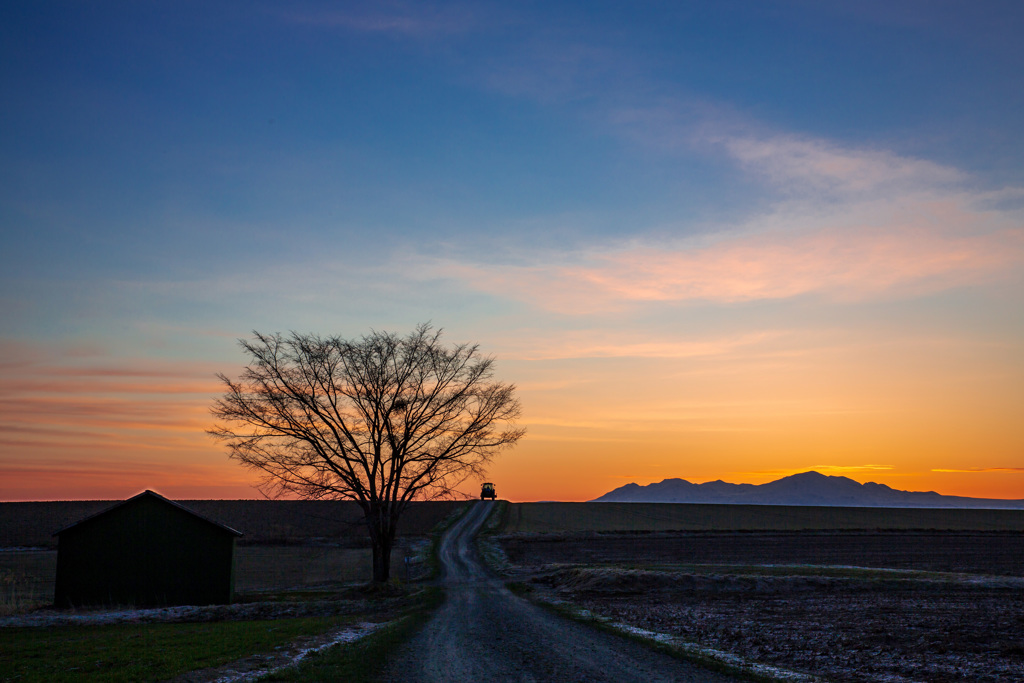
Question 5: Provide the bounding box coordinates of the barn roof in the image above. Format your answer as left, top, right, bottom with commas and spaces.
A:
53, 489, 243, 537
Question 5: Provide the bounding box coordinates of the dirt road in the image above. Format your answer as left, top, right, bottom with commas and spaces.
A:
384, 502, 743, 682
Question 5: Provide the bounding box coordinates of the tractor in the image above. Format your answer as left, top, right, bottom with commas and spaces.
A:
480, 482, 497, 500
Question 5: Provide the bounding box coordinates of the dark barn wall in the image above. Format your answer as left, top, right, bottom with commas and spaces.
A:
54, 495, 236, 607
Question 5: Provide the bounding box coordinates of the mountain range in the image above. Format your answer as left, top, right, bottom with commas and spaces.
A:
591, 471, 1024, 509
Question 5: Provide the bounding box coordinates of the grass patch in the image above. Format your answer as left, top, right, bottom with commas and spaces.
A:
484, 499, 509, 533
0, 615, 368, 683
475, 501, 510, 574
263, 587, 444, 682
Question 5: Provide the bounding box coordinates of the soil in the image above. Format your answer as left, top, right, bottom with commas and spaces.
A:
500, 532, 1024, 682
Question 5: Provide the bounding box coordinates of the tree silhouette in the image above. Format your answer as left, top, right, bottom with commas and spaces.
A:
210, 324, 523, 582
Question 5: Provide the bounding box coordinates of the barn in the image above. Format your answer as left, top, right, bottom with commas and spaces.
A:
54, 490, 242, 608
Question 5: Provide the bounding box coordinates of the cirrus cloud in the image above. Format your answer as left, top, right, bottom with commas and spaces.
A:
419, 134, 1024, 313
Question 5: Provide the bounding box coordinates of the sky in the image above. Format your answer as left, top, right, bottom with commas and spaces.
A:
1, 1, 1022, 502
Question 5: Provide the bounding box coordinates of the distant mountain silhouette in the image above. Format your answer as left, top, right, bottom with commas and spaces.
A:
592, 471, 1024, 508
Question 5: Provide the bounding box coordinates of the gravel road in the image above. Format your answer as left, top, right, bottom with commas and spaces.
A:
384, 502, 743, 682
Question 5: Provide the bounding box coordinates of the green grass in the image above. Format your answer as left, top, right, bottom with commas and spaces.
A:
263, 587, 444, 682
0, 615, 371, 683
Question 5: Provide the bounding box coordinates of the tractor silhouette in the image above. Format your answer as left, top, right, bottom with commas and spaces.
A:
480, 482, 497, 500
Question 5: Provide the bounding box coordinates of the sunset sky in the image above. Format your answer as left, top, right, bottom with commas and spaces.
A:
2, 1, 1022, 502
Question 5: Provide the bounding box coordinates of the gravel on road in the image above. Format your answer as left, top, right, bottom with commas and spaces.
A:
383, 502, 744, 682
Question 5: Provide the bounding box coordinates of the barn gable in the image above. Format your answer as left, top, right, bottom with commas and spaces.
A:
54, 490, 242, 608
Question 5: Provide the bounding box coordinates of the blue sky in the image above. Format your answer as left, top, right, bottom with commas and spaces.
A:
2, 1, 1022, 500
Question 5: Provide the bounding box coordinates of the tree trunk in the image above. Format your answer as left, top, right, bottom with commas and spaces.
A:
367, 503, 396, 583
371, 535, 392, 583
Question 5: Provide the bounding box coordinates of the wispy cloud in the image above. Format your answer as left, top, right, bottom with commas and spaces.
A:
497, 330, 784, 361
710, 133, 966, 197
424, 221, 1022, 313
932, 468, 1024, 473
415, 131, 1024, 313
0, 341, 222, 456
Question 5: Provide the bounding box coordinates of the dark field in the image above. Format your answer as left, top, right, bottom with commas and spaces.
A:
500, 501, 1024, 533
495, 503, 1024, 682
0, 499, 462, 548
1, 541, 430, 613
502, 530, 1024, 576
556, 576, 1024, 682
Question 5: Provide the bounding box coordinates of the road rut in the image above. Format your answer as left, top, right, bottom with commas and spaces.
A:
384, 501, 743, 682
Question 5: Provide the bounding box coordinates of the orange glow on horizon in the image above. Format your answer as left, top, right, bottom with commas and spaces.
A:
2, 327, 1021, 503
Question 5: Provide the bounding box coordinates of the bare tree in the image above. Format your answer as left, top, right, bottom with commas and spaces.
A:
209, 324, 524, 582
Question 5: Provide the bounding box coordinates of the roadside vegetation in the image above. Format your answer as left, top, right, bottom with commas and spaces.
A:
474, 500, 510, 573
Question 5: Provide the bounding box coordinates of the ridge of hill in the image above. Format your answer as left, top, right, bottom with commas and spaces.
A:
592, 471, 1024, 508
